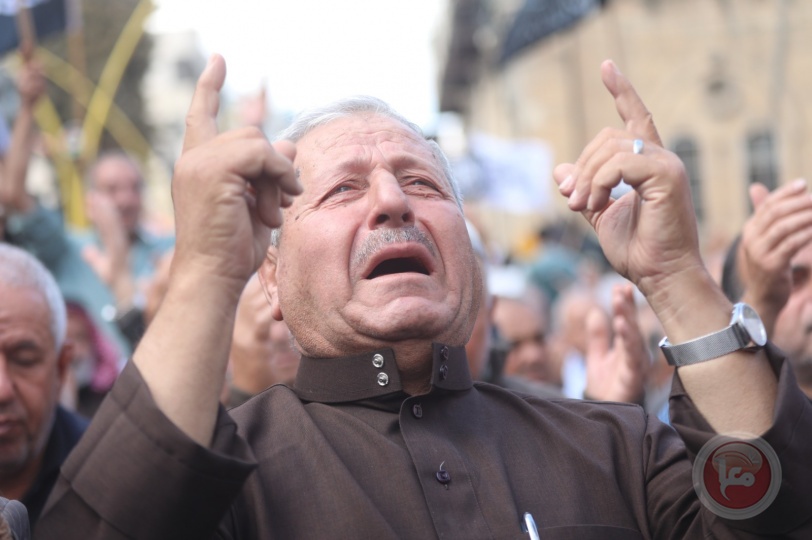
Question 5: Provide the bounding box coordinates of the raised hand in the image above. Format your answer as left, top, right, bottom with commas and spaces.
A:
555, 61, 777, 435
739, 180, 812, 334
584, 284, 650, 403
82, 190, 138, 310
132, 55, 301, 445
553, 60, 704, 309
82, 191, 129, 286
18, 60, 45, 107
0, 60, 46, 214
171, 55, 301, 289
228, 273, 286, 402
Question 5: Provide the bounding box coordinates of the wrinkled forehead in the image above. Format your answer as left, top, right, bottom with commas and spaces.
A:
295, 113, 439, 168
0, 282, 52, 329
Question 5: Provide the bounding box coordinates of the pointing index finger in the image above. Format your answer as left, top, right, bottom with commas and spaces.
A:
183, 54, 227, 152
601, 59, 662, 145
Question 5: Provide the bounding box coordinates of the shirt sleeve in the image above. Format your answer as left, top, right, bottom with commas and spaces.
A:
35, 362, 257, 540
5, 203, 71, 272
665, 343, 812, 537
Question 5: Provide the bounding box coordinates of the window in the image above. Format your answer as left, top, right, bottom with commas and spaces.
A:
672, 137, 704, 222
746, 130, 778, 191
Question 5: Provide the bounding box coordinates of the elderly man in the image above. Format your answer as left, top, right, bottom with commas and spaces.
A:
37, 57, 811, 538
0, 245, 87, 530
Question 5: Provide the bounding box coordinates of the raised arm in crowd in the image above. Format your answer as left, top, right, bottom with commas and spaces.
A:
36, 56, 812, 539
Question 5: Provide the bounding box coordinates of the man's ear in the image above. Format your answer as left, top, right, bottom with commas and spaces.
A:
258, 245, 284, 321
56, 342, 74, 389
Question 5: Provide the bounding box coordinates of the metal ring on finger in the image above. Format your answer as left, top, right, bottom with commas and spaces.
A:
632, 139, 644, 155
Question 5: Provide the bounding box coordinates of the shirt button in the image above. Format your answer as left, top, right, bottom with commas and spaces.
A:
435, 469, 451, 485
372, 354, 384, 368
440, 345, 449, 362
412, 403, 423, 418
439, 364, 448, 381
377, 372, 389, 386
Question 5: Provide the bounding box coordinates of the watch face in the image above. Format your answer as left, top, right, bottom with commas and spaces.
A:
740, 304, 768, 346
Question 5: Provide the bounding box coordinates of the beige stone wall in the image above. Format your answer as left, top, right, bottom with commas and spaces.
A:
454, 0, 812, 255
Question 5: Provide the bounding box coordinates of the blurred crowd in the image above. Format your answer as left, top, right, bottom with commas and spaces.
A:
2, 53, 812, 535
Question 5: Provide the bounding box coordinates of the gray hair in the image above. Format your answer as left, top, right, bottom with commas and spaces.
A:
270, 96, 462, 247
0, 244, 67, 349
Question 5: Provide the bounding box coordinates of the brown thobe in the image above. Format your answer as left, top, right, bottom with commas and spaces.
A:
37, 344, 812, 539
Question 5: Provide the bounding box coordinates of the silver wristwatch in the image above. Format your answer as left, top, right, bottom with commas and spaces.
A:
659, 303, 767, 367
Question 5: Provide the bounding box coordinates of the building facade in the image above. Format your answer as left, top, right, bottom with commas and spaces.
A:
439, 0, 812, 255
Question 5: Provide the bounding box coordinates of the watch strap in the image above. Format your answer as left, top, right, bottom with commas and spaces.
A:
660, 327, 745, 367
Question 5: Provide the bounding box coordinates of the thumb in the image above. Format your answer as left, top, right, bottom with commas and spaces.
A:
272, 140, 297, 163
748, 183, 770, 209
84, 192, 98, 223
553, 163, 576, 196
586, 307, 610, 361
81, 245, 106, 273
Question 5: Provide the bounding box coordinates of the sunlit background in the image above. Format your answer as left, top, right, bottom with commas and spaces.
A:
3, 0, 812, 266
147, 0, 445, 130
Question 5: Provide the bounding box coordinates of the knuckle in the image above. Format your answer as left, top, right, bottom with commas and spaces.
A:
662, 158, 686, 180
184, 112, 201, 132
236, 126, 266, 140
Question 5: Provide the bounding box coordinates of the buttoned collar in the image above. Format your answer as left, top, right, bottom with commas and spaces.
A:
293, 343, 472, 403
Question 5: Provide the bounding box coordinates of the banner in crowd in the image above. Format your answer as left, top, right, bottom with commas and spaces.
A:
460, 131, 553, 212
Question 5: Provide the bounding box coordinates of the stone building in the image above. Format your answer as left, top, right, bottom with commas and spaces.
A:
438, 0, 812, 256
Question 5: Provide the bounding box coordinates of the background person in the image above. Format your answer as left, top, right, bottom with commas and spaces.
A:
225, 273, 300, 408
721, 180, 812, 397
0, 244, 87, 530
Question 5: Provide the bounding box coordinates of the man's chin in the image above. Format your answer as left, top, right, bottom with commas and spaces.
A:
361, 318, 450, 343
349, 300, 464, 344
0, 446, 30, 473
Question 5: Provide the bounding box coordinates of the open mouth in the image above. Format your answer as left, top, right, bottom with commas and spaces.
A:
367, 257, 430, 279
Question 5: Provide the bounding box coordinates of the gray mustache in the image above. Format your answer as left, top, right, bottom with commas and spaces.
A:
352, 227, 436, 269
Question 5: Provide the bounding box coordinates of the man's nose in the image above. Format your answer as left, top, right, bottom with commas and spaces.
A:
367, 175, 414, 229
518, 342, 546, 366
118, 188, 141, 209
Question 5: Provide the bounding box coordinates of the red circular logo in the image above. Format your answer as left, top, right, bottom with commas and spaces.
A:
693, 435, 781, 519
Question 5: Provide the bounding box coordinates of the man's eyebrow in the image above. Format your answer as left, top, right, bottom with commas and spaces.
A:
389, 154, 437, 171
